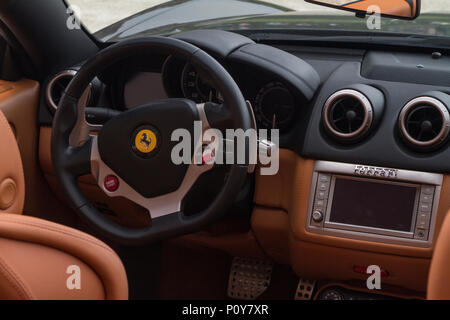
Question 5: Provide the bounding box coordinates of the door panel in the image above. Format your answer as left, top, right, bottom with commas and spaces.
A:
0, 79, 77, 225
0, 79, 38, 214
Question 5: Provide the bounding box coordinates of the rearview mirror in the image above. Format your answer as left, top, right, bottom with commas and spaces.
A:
304, 0, 420, 20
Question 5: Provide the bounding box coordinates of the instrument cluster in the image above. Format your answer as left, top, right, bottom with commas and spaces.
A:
161, 55, 299, 131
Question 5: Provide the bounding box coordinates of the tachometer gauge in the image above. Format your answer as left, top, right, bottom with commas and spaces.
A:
181, 63, 220, 103
254, 82, 296, 130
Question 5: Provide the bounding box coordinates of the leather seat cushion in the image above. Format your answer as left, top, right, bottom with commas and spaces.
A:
0, 238, 105, 299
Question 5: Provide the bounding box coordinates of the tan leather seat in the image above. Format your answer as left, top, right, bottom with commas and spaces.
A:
0, 213, 128, 299
0, 110, 128, 300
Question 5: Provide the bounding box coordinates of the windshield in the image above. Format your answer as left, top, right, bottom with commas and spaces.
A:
65, 0, 450, 40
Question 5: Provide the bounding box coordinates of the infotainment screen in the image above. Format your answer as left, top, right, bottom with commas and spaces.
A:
329, 177, 419, 232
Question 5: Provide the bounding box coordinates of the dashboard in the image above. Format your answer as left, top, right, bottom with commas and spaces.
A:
41, 31, 450, 174
39, 29, 450, 293
41, 29, 450, 193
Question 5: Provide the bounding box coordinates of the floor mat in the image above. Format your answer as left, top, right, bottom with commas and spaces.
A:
118, 243, 162, 300
159, 242, 299, 300
159, 242, 232, 300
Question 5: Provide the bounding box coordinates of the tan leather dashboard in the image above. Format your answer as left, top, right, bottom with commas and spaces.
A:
253, 149, 450, 293
38, 125, 449, 293
428, 209, 450, 299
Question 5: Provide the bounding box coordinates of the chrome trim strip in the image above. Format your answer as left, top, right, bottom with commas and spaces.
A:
46, 70, 77, 112
314, 161, 443, 186
307, 222, 433, 248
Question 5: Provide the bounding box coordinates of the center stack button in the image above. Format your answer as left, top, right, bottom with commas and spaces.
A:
311, 173, 331, 227
312, 210, 324, 223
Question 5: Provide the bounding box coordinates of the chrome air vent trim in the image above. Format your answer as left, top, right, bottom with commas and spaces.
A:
323, 89, 373, 142
399, 96, 450, 150
46, 70, 77, 112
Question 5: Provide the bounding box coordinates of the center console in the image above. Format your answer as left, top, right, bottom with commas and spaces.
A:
307, 161, 443, 247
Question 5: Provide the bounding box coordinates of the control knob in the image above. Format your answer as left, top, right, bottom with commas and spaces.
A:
312, 210, 324, 223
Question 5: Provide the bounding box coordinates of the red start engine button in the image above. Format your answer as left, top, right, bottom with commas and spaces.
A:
104, 175, 119, 192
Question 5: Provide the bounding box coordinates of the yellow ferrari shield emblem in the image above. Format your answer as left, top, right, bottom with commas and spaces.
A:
134, 129, 157, 154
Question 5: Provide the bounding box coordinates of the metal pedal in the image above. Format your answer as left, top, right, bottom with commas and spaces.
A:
295, 278, 316, 300
227, 257, 273, 300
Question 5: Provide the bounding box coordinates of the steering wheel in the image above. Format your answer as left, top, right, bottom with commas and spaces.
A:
51, 37, 252, 245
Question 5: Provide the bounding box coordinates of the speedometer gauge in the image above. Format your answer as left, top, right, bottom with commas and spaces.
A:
181, 63, 219, 103
254, 82, 296, 130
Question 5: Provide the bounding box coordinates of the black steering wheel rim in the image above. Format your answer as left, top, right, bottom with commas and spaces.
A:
51, 36, 252, 245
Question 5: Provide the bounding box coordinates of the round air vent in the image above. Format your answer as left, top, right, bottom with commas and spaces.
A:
323, 89, 373, 142
46, 70, 77, 112
399, 96, 450, 151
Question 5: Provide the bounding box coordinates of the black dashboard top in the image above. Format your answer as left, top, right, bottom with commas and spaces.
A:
39, 30, 450, 174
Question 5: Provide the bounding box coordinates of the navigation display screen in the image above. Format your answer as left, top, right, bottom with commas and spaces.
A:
329, 177, 418, 232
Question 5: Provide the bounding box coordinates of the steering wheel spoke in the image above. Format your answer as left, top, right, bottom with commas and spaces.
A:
64, 138, 93, 177
90, 128, 214, 219
69, 86, 102, 147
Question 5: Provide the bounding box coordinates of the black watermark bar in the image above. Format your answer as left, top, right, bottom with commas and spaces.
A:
1, 300, 449, 319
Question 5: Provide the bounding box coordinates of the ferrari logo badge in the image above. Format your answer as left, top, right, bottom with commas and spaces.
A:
135, 129, 157, 154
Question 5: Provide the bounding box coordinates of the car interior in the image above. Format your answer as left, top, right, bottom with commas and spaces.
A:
0, 0, 449, 301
